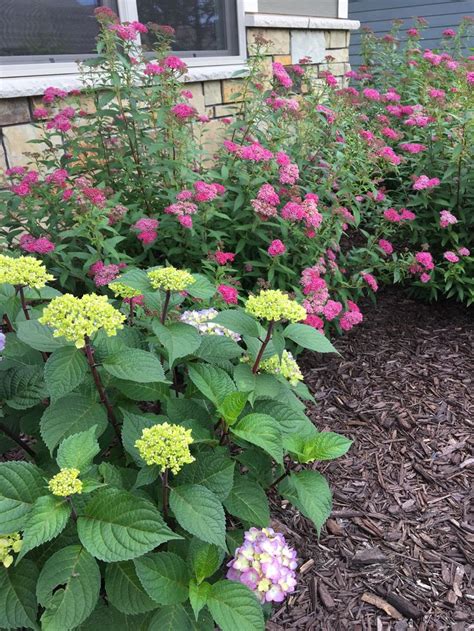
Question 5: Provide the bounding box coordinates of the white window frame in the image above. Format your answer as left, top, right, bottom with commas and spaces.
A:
0, 0, 247, 97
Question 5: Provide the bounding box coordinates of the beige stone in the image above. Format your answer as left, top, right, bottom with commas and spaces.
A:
0, 98, 31, 126
203, 81, 223, 106
273, 55, 292, 65
325, 30, 348, 49
318, 62, 349, 77
182, 82, 205, 114
2, 124, 47, 168
222, 79, 245, 103
325, 47, 349, 63
247, 28, 290, 55
200, 119, 227, 162
0, 144, 8, 187
214, 104, 239, 118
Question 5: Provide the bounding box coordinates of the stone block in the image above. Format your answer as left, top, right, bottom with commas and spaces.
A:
214, 104, 239, 118
318, 62, 348, 77
182, 82, 205, 113
325, 30, 349, 49
326, 47, 349, 63
0, 98, 31, 126
200, 119, 227, 162
273, 55, 292, 65
222, 79, 245, 103
291, 30, 326, 64
204, 81, 222, 106
247, 28, 290, 55
2, 124, 45, 168
0, 142, 8, 187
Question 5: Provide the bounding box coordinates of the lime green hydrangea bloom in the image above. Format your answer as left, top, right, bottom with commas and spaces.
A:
0, 533, 22, 568
135, 422, 195, 474
147, 267, 195, 292
245, 289, 306, 323
39, 293, 126, 348
109, 282, 143, 299
0, 254, 54, 288
260, 350, 303, 386
48, 468, 83, 497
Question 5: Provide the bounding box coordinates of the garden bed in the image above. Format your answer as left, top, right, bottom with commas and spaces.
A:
269, 288, 473, 630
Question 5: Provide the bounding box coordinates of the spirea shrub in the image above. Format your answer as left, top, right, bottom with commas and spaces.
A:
0, 252, 352, 629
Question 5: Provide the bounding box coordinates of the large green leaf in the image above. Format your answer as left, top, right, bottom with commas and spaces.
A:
195, 335, 243, 363
56, 426, 100, 472
105, 561, 158, 615
283, 323, 337, 353
148, 604, 214, 631
116, 268, 152, 293
40, 393, 108, 454
134, 552, 189, 605
77, 488, 180, 562
44, 346, 88, 401
188, 538, 224, 584
0, 559, 39, 630
17, 319, 67, 352
223, 476, 270, 527
207, 581, 264, 631
284, 432, 352, 463
152, 322, 202, 367
187, 364, 235, 407
252, 400, 316, 438
18, 495, 71, 562
176, 452, 235, 501
231, 413, 283, 464
121, 409, 164, 466
112, 378, 168, 402
212, 310, 261, 338
36, 545, 100, 630
102, 349, 166, 383
217, 391, 248, 426
187, 274, 215, 299
280, 470, 332, 535
0, 366, 47, 410
0, 461, 46, 534
169, 484, 226, 550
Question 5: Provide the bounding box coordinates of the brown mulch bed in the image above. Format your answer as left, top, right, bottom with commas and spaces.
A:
270, 289, 473, 631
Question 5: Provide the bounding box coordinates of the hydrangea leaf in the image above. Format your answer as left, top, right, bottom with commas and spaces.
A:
105, 561, 158, 615
231, 413, 283, 464
44, 346, 88, 401
207, 580, 264, 631
102, 349, 167, 383
17, 495, 71, 562
223, 476, 270, 527
0, 559, 39, 630
134, 552, 189, 605
0, 461, 46, 534
283, 323, 337, 353
280, 470, 332, 535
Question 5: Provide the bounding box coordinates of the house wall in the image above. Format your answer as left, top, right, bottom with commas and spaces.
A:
0, 15, 360, 177
350, 0, 474, 66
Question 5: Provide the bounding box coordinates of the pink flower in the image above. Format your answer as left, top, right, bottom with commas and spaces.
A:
63, 189, 74, 201
45, 168, 69, 186
439, 209, 458, 228
178, 215, 193, 229
214, 251, 235, 265
42, 86, 67, 104
19, 234, 54, 254
109, 22, 146, 40
33, 107, 49, 119
412, 175, 440, 190
428, 88, 445, 100
444, 251, 459, 263
268, 240, 286, 256
384, 208, 402, 222
420, 273, 431, 283
377, 146, 401, 165
180, 90, 193, 99
458, 247, 470, 256
442, 28, 456, 37
171, 103, 196, 119
340, 309, 363, 331
304, 314, 324, 330
239, 142, 273, 162
163, 56, 187, 72
134, 218, 159, 232
257, 184, 280, 206
378, 239, 393, 255
83, 187, 107, 206
399, 143, 427, 154
467, 72, 474, 85
381, 126, 400, 140
272, 62, 293, 88
108, 204, 127, 225
137, 230, 157, 244
176, 190, 193, 201
400, 208, 416, 221
415, 251, 434, 270
90, 261, 124, 286
11, 182, 30, 197
362, 272, 378, 292
193, 181, 224, 202
407, 28, 419, 37
144, 62, 164, 76
279, 163, 299, 184
363, 88, 381, 101
5, 167, 26, 177
281, 202, 306, 222
322, 300, 342, 321
217, 284, 238, 304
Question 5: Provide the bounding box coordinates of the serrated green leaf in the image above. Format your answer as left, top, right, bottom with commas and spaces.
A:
36, 545, 100, 630
223, 476, 270, 527
77, 488, 180, 562
231, 413, 283, 464
284, 323, 337, 353
116, 268, 152, 293
188, 538, 224, 584
189, 579, 211, 620
280, 470, 332, 535
17, 320, 68, 352
148, 603, 214, 631
0, 559, 39, 630
56, 426, 100, 471
207, 580, 264, 631
284, 432, 352, 462
0, 461, 46, 534
169, 484, 226, 549
195, 335, 243, 363
44, 347, 88, 401
121, 409, 164, 466
40, 394, 108, 454
188, 364, 235, 406
18, 496, 71, 562
103, 349, 166, 383
176, 452, 235, 501
0, 366, 47, 410
218, 391, 248, 425
112, 378, 168, 401
134, 552, 189, 605
187, 274, 215, 299
212, 310, 261, 338
105, 561, 157, 615
152, 322, 201, 367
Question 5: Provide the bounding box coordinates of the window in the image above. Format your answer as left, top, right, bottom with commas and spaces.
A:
0, 0, 246, 95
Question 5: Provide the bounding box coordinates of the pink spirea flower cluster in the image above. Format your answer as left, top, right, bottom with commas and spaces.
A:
226, 527, 297, 604
340, 301, 364, 331
214, 251, 235, 265
133, 218, 159, 244
377, 146, 402, 165
272, 62, 293, 88
412, 175, 440, 190
362, 272, 378, 292
43, 86, 68, 104
268, 239, 286, 256
45, 168, 69, 187
89, 261, 126, 287
439, 210, 458, 228
166, 181, 224, 229
19, 234, 55, 254
108, 204, 128, 225
163, 55, 187, 72
7, 169, 39, 197
251, 184, 280, 220
384, 207, 416, 222
108, 21, 147, 41
399, 143, 427, 154
415, 251, 435, 270
171, 103, 196, 119
265, 94, 299, 113
279, 162, 300, 185
217, 284, 238, 304
378, 239, 394, 255
444, 251, 459, 263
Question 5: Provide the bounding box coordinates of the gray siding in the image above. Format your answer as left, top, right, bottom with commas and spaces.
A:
259, 0, 339, 18
349, 0, 474, 66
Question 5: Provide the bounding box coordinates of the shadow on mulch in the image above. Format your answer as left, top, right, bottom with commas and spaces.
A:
269, 289, 473, 631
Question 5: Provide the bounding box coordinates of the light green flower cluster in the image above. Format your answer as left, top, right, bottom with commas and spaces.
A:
245, 289, 306, 323
135, 422, 195, 474
109, 282, 143, 299
48, 468, 83, 497
147, 266, 195, 292
260, 350, 303, 386
0, 253, 54, 288
0, 533, 22, 568
39, 293, 126, 348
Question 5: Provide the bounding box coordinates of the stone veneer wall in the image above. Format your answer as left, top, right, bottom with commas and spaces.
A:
0, 26, 352, 179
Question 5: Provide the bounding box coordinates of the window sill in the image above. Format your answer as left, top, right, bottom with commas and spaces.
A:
0, 64, 249, 99
245, 14, 360, 31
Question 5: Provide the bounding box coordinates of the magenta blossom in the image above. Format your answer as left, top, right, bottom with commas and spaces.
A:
268, 240, 286, 256
444, 251, 459, 263
378, 239, 393, 255
439, 210, 457, 228
412, 175, 440, 191
214, 251, 235, 266
217, 284, 238, 304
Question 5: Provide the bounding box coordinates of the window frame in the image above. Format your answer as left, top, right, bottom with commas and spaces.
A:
0, 0, 247, 82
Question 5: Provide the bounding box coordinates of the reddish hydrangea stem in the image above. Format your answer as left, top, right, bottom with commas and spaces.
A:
2, 313, 15, 333
128, 301, 134, 325
269, 466, 291, 490
0, 421, 36, 458
160, 290, 171, 324
252, 320, 274, 374
17, 285, 30, 321
162, 468, 169, 520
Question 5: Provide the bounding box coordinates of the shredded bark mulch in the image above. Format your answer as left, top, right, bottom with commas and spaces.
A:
269, 289, 473, 631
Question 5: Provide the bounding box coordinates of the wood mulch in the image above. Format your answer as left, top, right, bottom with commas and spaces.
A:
269, 289, 473, 631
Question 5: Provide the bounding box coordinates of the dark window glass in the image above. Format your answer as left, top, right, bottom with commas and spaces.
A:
0, 0, 117, 63
137, 0, 239, 57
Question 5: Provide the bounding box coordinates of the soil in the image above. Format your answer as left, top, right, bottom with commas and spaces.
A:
269, 289, 473, 631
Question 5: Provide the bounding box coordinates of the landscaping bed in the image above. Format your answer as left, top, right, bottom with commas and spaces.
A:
269, 289, 473, 630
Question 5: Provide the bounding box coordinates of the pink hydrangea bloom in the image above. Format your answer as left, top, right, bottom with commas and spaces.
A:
439, 210, 458, 228
378, 239, 393, 255
217, 284, 238, 304
444, 251, 459, 263
214, 251, 235, 265
322, 300, 342, 321
268, 240, 286, 256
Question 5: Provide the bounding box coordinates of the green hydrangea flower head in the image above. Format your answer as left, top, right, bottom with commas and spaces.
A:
147, 266, 195, 292
0, 254, 54, 288
135, 422, 195, 474
48, 468, 83, 497
245, 289, 306, 323
260, 350, 303, 386
39, 293, 126, 348
109, 282, 143, 299
0, 533, 22, 568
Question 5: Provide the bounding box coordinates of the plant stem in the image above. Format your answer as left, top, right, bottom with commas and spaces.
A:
0, 422, 36, 458
67, 498, 78, 522
269, 466, 291, 490
160, 290, 171, 324
252, 320, 274, 374
83, 335, 121, 441
162, 469, 169, 520
128, 300, 134, 325
2, 313, 14, 333
17, 285, 30, 320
